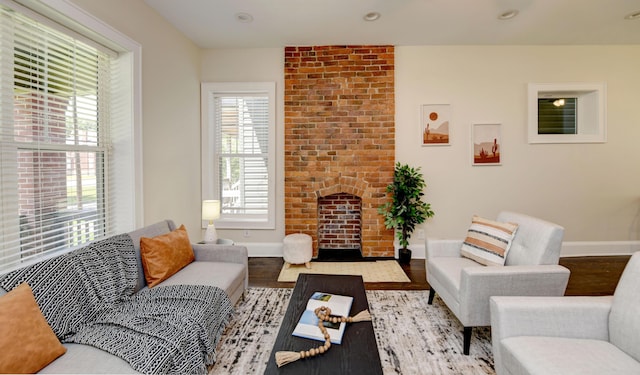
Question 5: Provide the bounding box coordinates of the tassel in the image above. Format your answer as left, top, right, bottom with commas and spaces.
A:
350, 309, 371, 322
276, 308, 372, 367
275, 351, 302, 367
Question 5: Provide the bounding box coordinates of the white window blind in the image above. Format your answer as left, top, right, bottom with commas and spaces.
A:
201, 82, 276, 229
0, 4, 114, 271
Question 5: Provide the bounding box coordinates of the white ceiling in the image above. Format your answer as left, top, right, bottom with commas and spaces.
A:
144, 0, 640, 49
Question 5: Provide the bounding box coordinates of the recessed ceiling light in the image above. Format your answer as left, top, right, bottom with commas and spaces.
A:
498, 10, 519, 20
363, 12, 381, 22
624, 10, 640, 20
235, 12, 254, 23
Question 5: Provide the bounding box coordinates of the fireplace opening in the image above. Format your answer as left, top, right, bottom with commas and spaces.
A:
317, 193, 363, 261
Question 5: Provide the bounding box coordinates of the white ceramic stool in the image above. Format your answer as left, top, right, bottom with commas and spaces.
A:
282, 233, 312, 269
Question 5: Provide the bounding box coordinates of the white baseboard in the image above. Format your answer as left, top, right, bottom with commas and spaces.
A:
239, 242, 409, 258
236, 242, 283, 257
559, 241, 640, 257
240, 241, 640, 259
414, 241, 640, 259
408, 244, 426, 259
410, 241, 640, 259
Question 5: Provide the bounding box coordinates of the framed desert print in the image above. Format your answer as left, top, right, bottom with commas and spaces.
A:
472, 123, 501, 166
421, 104, 450, 146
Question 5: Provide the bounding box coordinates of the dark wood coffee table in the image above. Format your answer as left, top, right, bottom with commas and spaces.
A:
265, 274, 382, 374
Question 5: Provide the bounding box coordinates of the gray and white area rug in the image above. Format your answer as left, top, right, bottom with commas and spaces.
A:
211, 288, 495, 375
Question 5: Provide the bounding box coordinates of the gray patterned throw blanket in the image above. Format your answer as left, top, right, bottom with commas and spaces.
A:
0, 234, 233, 374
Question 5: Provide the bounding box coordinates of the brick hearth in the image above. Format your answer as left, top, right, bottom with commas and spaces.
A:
284, 45, 395, 257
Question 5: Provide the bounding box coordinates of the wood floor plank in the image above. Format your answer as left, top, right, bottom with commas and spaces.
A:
249, 256, 631, 295
560, 255, 630, 296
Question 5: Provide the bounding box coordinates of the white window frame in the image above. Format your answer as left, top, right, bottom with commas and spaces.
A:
39, 0, 143, 232
528, 82, 607, 144
201, 82, 276, 230
0, 0, 142, 272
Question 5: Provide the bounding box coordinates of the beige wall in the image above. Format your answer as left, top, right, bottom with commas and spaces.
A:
396, 46, 640, 246
70, 0, 204, 236
70, 1, 640, 254
204, 45, 640, 255
200, 48, 286, 244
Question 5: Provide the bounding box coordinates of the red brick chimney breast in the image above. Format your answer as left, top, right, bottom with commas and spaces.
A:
284, 45, 395, 257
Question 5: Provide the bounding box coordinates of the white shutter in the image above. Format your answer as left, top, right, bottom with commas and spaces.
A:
214, 94, 270, 216
201, 81, 275, 229
0, 4, 114, 272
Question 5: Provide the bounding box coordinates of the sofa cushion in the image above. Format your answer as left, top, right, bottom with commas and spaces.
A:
0, 283, 67, 373
39, 343, 136, 374
128, 220, 175, 292
461, 215, 518, 266
498, 211, 564, 266
427, 256, 483, 304
140, 224, 195, 287
152, 261, 245, 304
501, 336, 640, 375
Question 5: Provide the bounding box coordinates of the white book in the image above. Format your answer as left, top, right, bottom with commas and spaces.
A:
291, 292, 354, 345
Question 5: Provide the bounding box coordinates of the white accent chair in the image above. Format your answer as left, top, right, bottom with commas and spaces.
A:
490, 251, 640, 375
426, 211, 570, 355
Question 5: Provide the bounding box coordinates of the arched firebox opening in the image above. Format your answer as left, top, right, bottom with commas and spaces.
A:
317, 192, 362, 260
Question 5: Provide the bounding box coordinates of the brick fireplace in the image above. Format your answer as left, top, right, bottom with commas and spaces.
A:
317, 193, 362, 256
284, 45, 395, 258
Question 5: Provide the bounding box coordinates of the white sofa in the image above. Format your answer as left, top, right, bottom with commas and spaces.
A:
490, 251, 640, 375
0, 220, 248, 374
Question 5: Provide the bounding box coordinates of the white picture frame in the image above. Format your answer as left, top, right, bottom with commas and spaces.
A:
421, 104, 451, 146
472, 123, 501, 166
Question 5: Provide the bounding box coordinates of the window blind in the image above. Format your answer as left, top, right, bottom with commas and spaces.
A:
0, 4, 113, 272
214, 94, 270, 218
537, 98, 578, 135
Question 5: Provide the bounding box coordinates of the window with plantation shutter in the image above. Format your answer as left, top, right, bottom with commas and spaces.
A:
0, 2, 136, 272
201, 82, 276, 229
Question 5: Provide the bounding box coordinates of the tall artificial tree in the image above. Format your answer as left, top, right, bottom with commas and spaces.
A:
378, 162, 434, 263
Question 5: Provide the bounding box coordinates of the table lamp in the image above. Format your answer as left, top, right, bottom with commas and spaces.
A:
202, 200, 221, 243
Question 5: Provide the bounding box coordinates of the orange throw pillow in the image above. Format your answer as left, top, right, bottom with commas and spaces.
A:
140, 224, 195, 287
0, 283, 66, 373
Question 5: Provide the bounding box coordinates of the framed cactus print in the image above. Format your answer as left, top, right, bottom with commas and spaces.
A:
472, 123, 501, 166
421, 104, 450, 146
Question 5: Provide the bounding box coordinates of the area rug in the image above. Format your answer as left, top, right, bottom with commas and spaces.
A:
211, 288, 495, 374
276, 260, 411, 283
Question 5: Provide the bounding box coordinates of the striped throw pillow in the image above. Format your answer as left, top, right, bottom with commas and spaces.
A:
460, 215, 519, 266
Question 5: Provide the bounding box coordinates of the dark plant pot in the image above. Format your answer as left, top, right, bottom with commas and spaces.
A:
398, 248, 412, 265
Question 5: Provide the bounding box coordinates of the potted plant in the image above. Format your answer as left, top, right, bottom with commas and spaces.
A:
378, 162, 435, 264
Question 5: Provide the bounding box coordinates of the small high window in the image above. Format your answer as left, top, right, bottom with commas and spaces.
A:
528, 83, 606, 143
537, 97, 577, 135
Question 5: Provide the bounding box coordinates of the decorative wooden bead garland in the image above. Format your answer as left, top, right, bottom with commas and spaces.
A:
275, 306, 372, 367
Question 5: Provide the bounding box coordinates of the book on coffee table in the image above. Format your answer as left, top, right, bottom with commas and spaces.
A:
292, 291, 353, 345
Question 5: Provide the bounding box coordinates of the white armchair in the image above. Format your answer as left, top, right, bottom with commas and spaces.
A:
426, 211, 570, 355
490, 252, 640, 375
